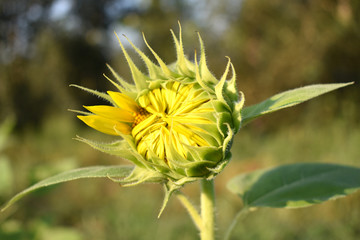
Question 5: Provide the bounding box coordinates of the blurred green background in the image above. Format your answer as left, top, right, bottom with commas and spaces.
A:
0, 0, 359, 239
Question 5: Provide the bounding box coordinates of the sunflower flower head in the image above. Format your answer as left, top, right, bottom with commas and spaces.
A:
74, 24, 244, 195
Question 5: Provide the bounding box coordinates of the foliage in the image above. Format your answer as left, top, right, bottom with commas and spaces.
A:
1, 80, 355, 239
0, 0, 359, 239
227, 163, 360, 208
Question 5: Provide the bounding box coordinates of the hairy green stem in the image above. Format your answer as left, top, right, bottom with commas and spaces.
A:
176, 192, 202, 230
224, 207, 249, 240
200, 179, 215, 240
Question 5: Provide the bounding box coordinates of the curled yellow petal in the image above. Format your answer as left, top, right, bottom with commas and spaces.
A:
107, 91, 139, 112
175, 98, 209, 115
78, 115, 131, 135
172, 116, 211, 124
171, 122, 208, 146
84, 105, 134, 122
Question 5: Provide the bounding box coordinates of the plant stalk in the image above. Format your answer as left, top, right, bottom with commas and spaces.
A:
200, 179, 215, 240
224, 207, 249, 240
176, 192, 202, 230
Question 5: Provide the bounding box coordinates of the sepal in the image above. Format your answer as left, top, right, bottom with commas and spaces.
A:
109, 166, 166, 186
158, 181, 183, 218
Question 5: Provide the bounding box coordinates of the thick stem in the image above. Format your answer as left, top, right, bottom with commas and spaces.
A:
200, 179, 215, 240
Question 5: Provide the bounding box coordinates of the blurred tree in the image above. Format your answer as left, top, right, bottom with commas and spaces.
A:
0, 0, 192, 130
222, 0, 359, 129
0, 0, 358, 131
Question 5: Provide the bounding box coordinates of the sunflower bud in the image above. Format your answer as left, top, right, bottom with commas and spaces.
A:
75, 25, 244, 190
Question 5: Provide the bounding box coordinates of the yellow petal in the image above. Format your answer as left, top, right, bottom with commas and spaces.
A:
172, 122, 208, 146
132, 115, 162, 142
169, 130, 186, 158
84, 105, 134, 122
169, 84, 193, 114
107, 91, 139, 113
175, 98, 209, 115
78, 115, 131, 135
172, 116, 211, 124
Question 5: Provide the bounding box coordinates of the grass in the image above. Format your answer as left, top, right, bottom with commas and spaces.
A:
0, 113, 359, 240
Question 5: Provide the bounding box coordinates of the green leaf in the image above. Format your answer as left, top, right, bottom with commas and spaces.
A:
241, 82, 353, 125
227, 163, 360, 208
0, 156, 13, 196
1, 165, 133, 212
